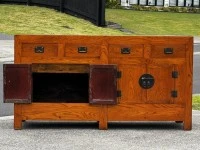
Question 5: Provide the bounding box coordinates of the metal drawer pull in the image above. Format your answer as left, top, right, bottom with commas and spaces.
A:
78, 47, 87, 53
121, 48, 131, 54
35, 46, 44, 53
164, 48, 173, 54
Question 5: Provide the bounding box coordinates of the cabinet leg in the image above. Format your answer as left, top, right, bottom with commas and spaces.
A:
98, 120, 108, 130
14, 116, 22, 130
183, 121, 192, 130
14, 104, 23, 130
98, 105, 108, 130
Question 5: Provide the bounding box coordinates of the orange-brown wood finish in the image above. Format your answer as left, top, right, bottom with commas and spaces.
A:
13, 35, 193, 130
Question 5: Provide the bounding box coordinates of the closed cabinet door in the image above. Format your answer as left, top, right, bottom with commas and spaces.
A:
145, 64, 175, 104
118, 64, 146, 104
118, 64, 176, 104
4, 64, 32, 103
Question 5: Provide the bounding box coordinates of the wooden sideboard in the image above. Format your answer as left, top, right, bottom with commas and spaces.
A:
3, 35, 193, 130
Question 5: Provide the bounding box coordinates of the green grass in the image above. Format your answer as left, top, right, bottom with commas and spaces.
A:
106, 9, 200, 35
1, 5, 200, 35
0, 5, 122, 35
193, 96, 200, 110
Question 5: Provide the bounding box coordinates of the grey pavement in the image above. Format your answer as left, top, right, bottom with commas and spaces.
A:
194, 36, 200, 44
0, 33, 14, 40
0, 110, 200, 150
0, 40, 14, 62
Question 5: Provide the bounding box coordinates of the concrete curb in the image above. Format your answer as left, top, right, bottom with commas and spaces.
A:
0, 34, 14, 40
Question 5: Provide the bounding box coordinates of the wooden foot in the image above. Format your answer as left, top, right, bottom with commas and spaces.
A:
14, 117, 22, 130
98, 105, 108, 130
14, 104, 23, 130
183, 121, 192, 130
99, 120, 108, 130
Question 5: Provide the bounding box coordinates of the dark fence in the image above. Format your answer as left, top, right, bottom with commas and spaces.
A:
0, 0, 106, 26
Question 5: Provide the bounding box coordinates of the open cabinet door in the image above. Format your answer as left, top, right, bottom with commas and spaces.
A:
4, 64, 32, 103
89, 65, 117, 105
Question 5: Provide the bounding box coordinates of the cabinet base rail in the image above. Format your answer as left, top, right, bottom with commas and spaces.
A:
14, 103, 191, 130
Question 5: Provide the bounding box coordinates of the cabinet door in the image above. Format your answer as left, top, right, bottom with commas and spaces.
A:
119, 64, 146, 104
4, 64, 32, 103
146, 64, 174, 104
89, 65, 117, 105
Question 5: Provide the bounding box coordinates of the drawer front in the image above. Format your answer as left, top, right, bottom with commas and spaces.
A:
151, 45, 186, 58
64, 44, 101, 58
108, 45, 143, 58
21, 44, 58, 57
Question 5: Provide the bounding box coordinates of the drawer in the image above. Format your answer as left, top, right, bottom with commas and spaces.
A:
64, 44, 101, 58
108, 45, 143, 57
21, 44, 58, 57
151, 45, 186, 58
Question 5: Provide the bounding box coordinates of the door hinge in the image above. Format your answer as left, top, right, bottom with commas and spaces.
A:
171, 90, 178, 98
117, 71, 122, 78
117, 90, 122, 97
172, 71, 178, 78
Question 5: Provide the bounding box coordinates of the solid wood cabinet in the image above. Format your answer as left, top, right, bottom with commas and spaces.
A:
3, 35, 193, 130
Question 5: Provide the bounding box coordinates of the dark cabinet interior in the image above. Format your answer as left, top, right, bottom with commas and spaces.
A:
32, 73, 89, 103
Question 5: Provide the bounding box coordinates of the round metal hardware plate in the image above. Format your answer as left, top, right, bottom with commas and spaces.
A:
139, 74, 155, 89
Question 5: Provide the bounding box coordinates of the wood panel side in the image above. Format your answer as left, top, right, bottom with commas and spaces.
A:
108, 104, 184, 121
14, 35, 22, 63
184, 37, 193, 130
21, 103, 101, 121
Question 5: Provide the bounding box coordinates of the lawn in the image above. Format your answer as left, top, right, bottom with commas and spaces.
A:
1, 5, 200, 35
193, 95, 200, 110
106, 9, 200, 35
0, 5, 122, 35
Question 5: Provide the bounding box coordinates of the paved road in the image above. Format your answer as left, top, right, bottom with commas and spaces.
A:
0, 40, 14, 117
193, 44, 200, 94
0, 110, 200, 150
0, 39, 200, 117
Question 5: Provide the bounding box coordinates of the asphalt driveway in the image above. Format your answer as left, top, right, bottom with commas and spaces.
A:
0, 110, 200, 150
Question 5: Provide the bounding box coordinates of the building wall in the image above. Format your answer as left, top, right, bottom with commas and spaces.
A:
120, 0, 199, 7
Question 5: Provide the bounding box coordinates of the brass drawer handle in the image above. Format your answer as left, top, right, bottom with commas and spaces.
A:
35, 46, 44, 53
164, 48, 173, 54
78, 47, 87, 53
121, 48, 131, 54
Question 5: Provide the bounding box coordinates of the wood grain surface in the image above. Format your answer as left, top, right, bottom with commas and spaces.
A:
11, 35, 193, 130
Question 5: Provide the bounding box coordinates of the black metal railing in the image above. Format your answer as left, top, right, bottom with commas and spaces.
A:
0, 0, 106, 26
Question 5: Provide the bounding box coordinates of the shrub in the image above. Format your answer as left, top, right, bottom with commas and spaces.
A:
189, 8, 200, 13
131, 5, 144, 11
180, 7, 188, 13
149, 6, 159, 12
106, 0, 121, 8
169, 7, 180, 12
162, 7, 171, 12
